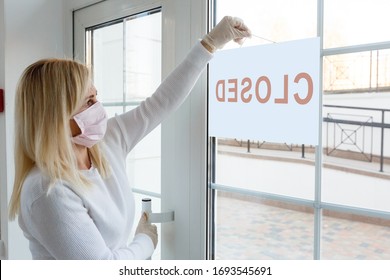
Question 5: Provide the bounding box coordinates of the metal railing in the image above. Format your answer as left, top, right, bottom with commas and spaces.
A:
323, 104, 390, 172
323, 50, 390, 94
240, 105, 390, 172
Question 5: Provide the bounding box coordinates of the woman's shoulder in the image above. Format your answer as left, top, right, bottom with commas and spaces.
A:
20, 167, 71, 209
22, 167, 49, 194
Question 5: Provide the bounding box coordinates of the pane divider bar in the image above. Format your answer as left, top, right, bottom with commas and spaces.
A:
323, 41, 390, 56
314, 0, 325, 261
210, 183, 314, 207
132, 188, 161, 199
102, 101, 142, 107
210, 183, 390, 220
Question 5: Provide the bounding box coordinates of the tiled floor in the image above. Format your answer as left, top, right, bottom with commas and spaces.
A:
215, 143, 390, 260
216, 194, 390, 259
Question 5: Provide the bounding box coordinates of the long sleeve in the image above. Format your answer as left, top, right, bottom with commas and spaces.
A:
20, 181, 154, 260
105, 41, 213, 155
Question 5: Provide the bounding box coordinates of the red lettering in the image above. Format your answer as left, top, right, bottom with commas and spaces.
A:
275, 75, 289, 104
241, 77, 252, 103
255, 76, 271, 104
294, 72, 313, 105
214, 73, 314, 105
227, 79, 238, 102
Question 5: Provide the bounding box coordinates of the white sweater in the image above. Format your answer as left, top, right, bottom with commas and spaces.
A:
18, 42, 213, 260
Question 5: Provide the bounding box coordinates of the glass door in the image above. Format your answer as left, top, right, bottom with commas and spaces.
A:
73, 0, 210, 260
76, 5, 162, 259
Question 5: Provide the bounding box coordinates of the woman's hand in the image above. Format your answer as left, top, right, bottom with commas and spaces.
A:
135, 212, 158, 248
201, 16, 252, 53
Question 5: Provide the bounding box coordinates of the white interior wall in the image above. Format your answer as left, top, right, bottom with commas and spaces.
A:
0, 0, 98, 260
0, 0, 7, 260
1, 0, 65, 260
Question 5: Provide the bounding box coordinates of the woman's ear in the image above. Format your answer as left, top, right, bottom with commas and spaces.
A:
69, 118, 81, 137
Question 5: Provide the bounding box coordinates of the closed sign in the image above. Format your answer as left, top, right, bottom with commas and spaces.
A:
209, 37, 320, 145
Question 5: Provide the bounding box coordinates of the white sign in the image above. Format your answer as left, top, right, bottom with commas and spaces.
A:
209, 37, 320, 145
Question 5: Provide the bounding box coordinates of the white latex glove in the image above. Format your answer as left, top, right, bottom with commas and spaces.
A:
202, 16, 252, 53
135, 212, 158, 249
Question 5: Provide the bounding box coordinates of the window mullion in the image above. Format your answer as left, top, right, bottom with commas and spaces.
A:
123, 18, 127, 114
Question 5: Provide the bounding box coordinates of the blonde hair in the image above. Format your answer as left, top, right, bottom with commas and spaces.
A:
9, 58, 111, 220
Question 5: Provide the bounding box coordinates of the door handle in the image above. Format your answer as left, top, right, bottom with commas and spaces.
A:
142, 198, 174, 223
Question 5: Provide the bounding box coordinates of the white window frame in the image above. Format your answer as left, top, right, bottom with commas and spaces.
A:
73, 0, 209, 259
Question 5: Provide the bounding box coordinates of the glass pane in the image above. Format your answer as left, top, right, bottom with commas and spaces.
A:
125, 12, 161, 100
322, 156, 390, 213
87, 9, 162, 259
215, 137, 316, 259
324, 0, 390, 48
216, 191, 314, 259
212, 0, 318, 260
124, 11, 162, 195
322, 211, 390, 259
377, 49, 390, 88
322, 47, 390, 260
216, 138, 315, 200
90, 10, 162, 195
212, 0, 390, 261
92, 22, 124, 102
215, 0, 316, 48
323, 50, 390, 93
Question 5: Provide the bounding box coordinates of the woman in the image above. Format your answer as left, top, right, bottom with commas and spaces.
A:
8, 16, 251, 259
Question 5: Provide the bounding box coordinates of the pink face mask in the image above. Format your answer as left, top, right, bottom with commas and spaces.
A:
71, 101, 108, 148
